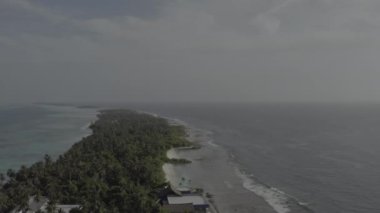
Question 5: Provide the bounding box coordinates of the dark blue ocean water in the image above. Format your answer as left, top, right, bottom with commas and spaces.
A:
0, 105, 97, 174
127, 103, 380, 213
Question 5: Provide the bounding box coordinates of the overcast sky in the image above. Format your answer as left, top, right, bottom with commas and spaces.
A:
1, 0, 380, 104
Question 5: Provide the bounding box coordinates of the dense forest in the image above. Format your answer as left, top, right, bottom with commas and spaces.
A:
0, 110, 191, 212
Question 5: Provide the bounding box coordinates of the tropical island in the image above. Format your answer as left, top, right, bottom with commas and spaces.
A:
0, 110, 195, 212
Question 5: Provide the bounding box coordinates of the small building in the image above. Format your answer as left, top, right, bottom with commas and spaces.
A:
167, 195, 209, 212
162, 203, 195, 213
158, 182, 210, 213
11, 196, 49, 213
161, 194, 210, 213
10, 196, 81, 213
56, 205, 81, 213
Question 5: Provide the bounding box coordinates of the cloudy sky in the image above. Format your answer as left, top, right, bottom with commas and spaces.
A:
1, 0, 380, 104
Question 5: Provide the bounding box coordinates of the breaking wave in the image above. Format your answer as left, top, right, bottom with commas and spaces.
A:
234, 166, 314, 213
234, 168, 291, 213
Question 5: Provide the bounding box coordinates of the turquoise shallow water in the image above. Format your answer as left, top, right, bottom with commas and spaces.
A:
0, 104, 98, 174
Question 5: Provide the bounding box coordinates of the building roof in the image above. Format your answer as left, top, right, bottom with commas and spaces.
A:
56, 205, 81, 213
162, 203, 195, 213
11, 196, 81, 213
11, 196, 49, 213
28, 196, 49, 211
167, 195, 206, 206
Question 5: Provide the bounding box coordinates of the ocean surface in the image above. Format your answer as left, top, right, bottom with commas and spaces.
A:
2, 103, 380, 213
126, 103, 380, 213
0, 104, 98, 174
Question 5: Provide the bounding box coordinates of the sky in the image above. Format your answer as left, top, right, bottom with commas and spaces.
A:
1, 0, 380, 104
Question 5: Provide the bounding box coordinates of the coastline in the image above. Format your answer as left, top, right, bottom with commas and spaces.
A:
163, 119, 279, 213
163, 117, 313, 213
0, 105, 98, 174
1, 109, 189, 212
162, 149, 180, 186
1, 106, 315, 212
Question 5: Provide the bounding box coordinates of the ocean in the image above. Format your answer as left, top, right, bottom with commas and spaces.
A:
127, 103, 380, 213
0, 104, 98, 174
2, 103, 380, 213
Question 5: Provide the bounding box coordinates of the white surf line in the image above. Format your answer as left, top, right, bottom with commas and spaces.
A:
234, 167, 291, 213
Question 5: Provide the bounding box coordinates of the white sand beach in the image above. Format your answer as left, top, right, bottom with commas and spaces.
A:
162, 149, 181, 186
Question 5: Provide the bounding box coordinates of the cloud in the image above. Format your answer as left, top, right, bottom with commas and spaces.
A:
3, 0, 67, 23
3, 0, 380, 60
2, 0, 380, 103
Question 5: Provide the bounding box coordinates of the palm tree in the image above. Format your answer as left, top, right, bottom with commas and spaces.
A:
46, 200, 56, 213
0, 173, 5, 186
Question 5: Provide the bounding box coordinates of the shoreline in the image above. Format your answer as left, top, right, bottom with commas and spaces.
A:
0, 105, 98, 174
163, 119, 279, 213
163, 117, 313, 213
162, 149, 180, 186
1, 109, 188, 212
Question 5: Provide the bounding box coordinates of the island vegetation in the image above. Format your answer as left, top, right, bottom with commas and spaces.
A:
0, 110, 192, 212
165, 158, 191, 165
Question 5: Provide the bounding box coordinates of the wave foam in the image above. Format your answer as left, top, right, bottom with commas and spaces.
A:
235, 167, 291, 213
207, 139, 219, 147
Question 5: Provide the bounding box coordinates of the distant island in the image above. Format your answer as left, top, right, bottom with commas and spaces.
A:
0, 110, 192, 212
